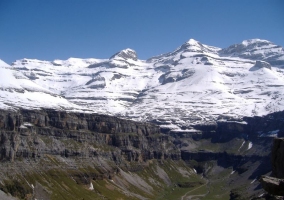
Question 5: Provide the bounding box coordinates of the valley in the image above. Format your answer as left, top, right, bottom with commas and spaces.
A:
0, 108, 283, 199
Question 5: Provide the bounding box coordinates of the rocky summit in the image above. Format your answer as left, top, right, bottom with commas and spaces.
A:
0, 39, 284, 199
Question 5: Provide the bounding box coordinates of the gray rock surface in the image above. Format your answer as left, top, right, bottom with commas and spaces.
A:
272, 138, 284, 178
250, 60, 272, 70
0, 109, 179, 162
260, 176, 284, 196
0, 190, 18, 200
110, 48, 137, 61
260, 137, 284, 196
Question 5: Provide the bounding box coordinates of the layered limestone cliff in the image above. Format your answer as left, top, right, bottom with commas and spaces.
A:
1, 109, 284, 199
0, 109, 187, 200
0, 109, 180, 162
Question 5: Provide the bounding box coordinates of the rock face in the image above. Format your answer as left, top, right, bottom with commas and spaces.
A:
250, 60, 272, 71
110, 48, 138, 61
260, 137, 284, 196
171, 111, 284, 199
271, 138, 284, 178
260, 176, 284, 196
0, 109, 179, 162
1, 109, 284, 199
0, 108, 188, 200
2, 109, 283, 166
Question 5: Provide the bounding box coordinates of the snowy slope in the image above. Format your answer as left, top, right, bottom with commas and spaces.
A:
4, 38, 284, 130
219, 39, 284, 65
0, 59, 85, 111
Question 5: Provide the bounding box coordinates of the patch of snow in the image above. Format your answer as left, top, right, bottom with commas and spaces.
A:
250, 179, 257, 184
247, 142, 253, 150
19, 125, 27, 129
258, 193, 265, 197
89, 182, 94, 190
170, 129, 201, 133
258, 130, 279, 137
23, 122, 33, 127
238, 141, 245, 152
186, 39, 200, 46
242, 39, 270, 46
0, 59, 11, 68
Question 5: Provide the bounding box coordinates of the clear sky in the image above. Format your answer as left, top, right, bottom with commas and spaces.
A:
0, 0, 283, 63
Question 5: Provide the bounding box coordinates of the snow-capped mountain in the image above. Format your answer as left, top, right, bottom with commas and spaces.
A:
0, 59, 84, 111
2, 38, 284, 130
219, 39, 284, 65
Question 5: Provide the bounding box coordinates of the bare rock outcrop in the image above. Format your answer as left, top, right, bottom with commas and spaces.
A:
271, 138, 284, 178
260, 176, 284, 196
0, 109, 180, 162
260, 138, 284, 196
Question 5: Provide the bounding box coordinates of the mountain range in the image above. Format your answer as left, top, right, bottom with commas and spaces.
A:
1, 38, 284, 131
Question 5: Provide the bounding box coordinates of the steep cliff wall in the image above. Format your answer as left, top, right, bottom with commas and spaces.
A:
167, 112, 284, 199
1, 109, 284, 199
0, 109, 180, 163
271, 138, 284, 178
259, 138, 284, 197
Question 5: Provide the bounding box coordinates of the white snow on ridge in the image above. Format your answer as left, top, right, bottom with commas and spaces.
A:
0, 59, 11, 68
0, 59, 86, 112
258, 130, 279, 137
238, 141, 245, 152
241, 39, 270, 46
250, 179, 257, 184
247, 142, 253, 150
0, 68, 22, 89
1, 39, 284, 129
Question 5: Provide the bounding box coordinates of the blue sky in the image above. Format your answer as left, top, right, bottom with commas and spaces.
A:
0, 0, 283, 63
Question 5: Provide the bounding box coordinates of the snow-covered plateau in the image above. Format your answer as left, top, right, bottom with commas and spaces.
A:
1, 39, 284, 130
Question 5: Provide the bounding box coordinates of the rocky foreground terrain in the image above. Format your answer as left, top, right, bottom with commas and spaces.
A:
0, 108, 283, 199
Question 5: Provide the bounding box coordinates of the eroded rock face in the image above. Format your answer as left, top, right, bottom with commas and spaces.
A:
271, 138, 284, 178
110, 49, 137, 61
259, 137, 284, 196
250, 60, 272, 71
260, 176, 284, 196
0, 109, 179, 162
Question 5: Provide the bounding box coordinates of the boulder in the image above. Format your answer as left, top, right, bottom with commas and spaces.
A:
260, 176, 284, 196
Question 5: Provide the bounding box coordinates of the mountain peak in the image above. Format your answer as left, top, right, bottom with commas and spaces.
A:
219, 39, 284, 64
241, 39, 272, 46
110, 48, 137, 61
175, 38, 220, 54
186, 38, 200, 46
